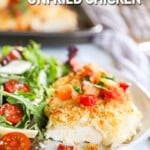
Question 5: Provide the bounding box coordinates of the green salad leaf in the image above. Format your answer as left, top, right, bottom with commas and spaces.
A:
0, 41, 71, 140
46, 57, 58, 85
1, 45, 12, 57
23, 41, 45, 67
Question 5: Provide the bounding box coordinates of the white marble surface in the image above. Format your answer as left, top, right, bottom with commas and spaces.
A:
42, 43, 150, 150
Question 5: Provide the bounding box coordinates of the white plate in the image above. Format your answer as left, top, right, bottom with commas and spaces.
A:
41, 74, 150, 150
111, 72, 150, 149
42, 44, 150, 150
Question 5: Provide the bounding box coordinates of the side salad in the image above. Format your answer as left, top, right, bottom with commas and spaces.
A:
0, 41, 71, 150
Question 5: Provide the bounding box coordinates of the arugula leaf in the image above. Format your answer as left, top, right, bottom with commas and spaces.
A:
34, 124, 45, 140
34, 102, 47, 129
0, 116, 13, 128
17, 91, 37, 101
15, 114, 29, 128
46, 57, 58, 85
0, 116, 7, 124
0, 74, 25, 84
23, 67, 40, 88
23, 41, 45, 67
0, 90, 47, 131
45, 87, 54, 98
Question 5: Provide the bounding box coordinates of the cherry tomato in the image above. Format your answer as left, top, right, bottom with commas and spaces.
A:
56, 85, 72, 100
0, 103, 23, 124
80, 94, 97, 106
7, 50, 22, 61
57, 144, 75, 150
119, 82, 129, 92
101, 89, 118, 99
0, 132, 30, 150
4, 80, 30, 93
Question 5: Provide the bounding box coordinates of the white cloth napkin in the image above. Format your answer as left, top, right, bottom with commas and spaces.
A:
83, 4, 150, 90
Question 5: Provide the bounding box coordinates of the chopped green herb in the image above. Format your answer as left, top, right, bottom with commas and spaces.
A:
73, 85, 82, 94
101, 72, 115, 81
94, 81, 106, 90
105, 76, 115, 81
101, 72, 107, 78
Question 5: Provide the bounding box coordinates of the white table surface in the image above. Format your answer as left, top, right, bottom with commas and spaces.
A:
43, 43, 150, 150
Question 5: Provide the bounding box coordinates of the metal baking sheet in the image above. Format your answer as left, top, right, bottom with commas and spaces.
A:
0, 5, 102, 46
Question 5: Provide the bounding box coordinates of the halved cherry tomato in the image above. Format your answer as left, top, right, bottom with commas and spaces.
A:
57, 144, 75, 150
80, 94, 97, 106
4, 80, 30, 93
6, 50, 22, 61
119, 82, 129, 92
0, 103, 23, 124
0, 132, 30, 150
56, 85, 72, 100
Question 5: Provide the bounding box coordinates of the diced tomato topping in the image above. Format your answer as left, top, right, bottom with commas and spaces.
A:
80, 94, 97, 106
4, 80, 30, 93
0, 132, 30, 150
57, 144, 75, 150
83, 65, 93, 77
56, 85, 72, 100
101, 89, 118, 99
0, 103, 23, 124
119, 82, 129, 92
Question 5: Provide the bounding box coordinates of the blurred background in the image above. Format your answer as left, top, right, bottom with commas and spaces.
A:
0, 0, 149, 42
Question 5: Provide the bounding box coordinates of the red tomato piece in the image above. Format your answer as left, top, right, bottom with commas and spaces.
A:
80, 94, 97, 106
0, 103, 23, 124
101, 89, 118, 99
0, 132, 30, 150
7, 50, 22, 61
57, 144, 75, 150
119, 82, 129, 92
4, 80, 30, 93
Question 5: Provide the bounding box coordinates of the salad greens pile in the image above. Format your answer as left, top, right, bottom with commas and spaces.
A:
0, 41, 70, 139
